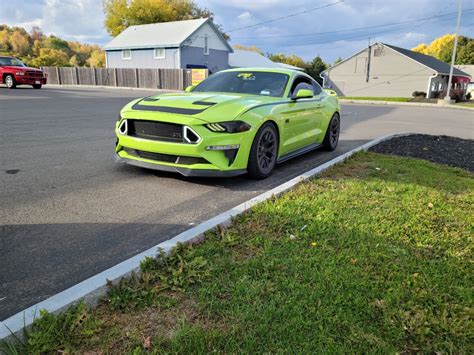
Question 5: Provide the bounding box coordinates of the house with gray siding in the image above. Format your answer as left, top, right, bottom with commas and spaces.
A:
103, 18, 233, 73
321, 42, 471, 98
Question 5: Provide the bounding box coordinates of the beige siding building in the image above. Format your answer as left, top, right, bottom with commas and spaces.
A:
321, 42, 471, 98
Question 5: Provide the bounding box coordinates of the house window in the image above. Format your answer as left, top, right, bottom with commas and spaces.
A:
122, 49, 132, 60
204, 34, 209, 55
154, 48, 165, 59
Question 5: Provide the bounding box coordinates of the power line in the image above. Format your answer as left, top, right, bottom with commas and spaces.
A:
230, 8, 474, 40
239, 12, 474, 48
225, 0, 345, 33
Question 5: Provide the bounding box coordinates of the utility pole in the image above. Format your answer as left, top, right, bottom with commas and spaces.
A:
445, 0, 463, 103
366, 36, 371, 83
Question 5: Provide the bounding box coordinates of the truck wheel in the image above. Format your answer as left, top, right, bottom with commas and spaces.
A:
247, 122, 278, 179
5, 75, 16, 89
33, 84, 42, 89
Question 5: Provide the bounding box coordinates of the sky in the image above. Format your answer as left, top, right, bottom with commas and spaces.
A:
1, 0, 473, 63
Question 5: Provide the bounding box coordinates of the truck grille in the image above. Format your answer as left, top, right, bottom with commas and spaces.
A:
26, 71, 44, 77
127, 119, 183, 143
123, 148, 208, 165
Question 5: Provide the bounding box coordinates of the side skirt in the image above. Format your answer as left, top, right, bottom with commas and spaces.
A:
277, 143, 322, 164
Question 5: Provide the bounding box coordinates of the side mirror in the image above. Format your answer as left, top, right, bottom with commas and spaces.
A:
292, 88, 313, 100
185, 85, 195, 92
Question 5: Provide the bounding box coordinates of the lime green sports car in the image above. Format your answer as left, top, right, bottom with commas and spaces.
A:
114, 68, 340, 179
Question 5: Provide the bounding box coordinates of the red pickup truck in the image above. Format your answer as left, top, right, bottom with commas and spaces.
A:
0, 56, 47, 89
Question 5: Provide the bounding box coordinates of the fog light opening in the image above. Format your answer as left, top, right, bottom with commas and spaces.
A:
205, 144, 240, 151
118, 120, 128, 135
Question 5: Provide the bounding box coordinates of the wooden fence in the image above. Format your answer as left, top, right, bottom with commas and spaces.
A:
41, 67, 208, 91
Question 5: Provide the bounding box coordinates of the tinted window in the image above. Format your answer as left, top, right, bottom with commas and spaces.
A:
193, 71, 289, 97
0, 57, 25, 67
312, 81, 322, 95
290, 77, 313, 96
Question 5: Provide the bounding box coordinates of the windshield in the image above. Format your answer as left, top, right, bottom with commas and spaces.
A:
193, 71, 289, 97
0, 57, 26, 67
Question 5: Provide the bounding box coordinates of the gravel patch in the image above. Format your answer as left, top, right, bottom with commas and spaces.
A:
369, 134, 474, 172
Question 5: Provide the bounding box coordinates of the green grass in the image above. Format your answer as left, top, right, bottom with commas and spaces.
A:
340, 96, 412, 102
456, 101, 474, 108
2, 152, 473, 353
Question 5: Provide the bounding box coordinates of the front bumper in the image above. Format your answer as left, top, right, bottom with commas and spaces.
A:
113, 153, 246, 177
114, 115, 255, 177
16, 76, 47, 85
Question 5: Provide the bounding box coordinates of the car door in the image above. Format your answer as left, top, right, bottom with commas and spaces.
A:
277, 77, 323, 155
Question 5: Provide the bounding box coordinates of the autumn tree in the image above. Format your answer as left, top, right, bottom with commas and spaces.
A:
267, 53, 307, 68
412, 34, 473, 65
233, 44, 264, 54
103, 0, 225, 37
0, 24, 106, 67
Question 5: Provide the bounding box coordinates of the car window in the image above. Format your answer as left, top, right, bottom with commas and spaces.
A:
193, 71, 289, 97
290, 77, 313, 96
312, 81, 323, 95
0, 57, 25, 67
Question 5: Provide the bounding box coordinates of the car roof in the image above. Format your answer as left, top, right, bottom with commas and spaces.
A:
222, 67, 306, 77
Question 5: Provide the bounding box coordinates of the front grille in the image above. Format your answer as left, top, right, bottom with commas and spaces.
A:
124, 148, 208, 165
26, 71, 43, 77
127, 119, 183, 143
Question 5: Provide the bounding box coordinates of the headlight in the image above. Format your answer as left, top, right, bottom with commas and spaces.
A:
206, 121, 251, 133
16, 72, 25, 76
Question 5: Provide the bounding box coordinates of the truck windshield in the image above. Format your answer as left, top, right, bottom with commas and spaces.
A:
193, 71, 289, 97
0, 57, 26, 67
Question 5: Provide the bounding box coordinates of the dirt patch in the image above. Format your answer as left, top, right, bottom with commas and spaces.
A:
369, 134, 474, 172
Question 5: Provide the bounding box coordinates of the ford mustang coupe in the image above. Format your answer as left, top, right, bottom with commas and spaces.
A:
114, 68, 340, 179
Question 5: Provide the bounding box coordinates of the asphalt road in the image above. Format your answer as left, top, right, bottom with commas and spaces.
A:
0, 86, 472, 321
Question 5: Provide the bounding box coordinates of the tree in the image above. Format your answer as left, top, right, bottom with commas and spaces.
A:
267, 53, 307, 69
87, 49, 106, 67
412, 34, 474, 65
456, 36, 474, 65
305, 56, 328, 84
30, 48, 70, 67
10, 31, 30, 56
333, 57, 343, 65
103, 0, 224, 38
0, 24, 106, 67
233, 44, 264, 54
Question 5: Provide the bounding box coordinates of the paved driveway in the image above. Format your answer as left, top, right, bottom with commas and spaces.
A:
0, 86, 472, 320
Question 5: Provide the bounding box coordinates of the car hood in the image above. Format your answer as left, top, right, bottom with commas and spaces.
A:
122, 92, 281, 123
2, 65, 43, 72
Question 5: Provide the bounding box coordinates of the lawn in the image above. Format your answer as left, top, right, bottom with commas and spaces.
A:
456, 101, 474, 108
2, 152, 473, 354
340, 96, 412, 102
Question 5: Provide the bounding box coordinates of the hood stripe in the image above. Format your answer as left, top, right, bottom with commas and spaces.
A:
132, 99, 210, 115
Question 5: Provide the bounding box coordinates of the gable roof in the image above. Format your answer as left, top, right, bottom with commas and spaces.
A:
229, 50, 304, 70
322, 42, 470, 78
104, 18, 233, 52
383, 43, 469, 77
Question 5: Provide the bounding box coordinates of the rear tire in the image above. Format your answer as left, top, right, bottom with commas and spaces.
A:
323, 113, 340, 151
33, 84, 42, 89
247, 122, 278, 179
5, 75, 16, 89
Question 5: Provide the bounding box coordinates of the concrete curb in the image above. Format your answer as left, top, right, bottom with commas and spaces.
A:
44, 84, 182, 93
0, 133, 414, 340
339, 99, 474, 111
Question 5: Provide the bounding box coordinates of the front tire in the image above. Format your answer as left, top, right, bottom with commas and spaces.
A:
33, 84, 42, 89
323, 113, 340, 151
247, 122, 278, 179
5, 75, 16, 89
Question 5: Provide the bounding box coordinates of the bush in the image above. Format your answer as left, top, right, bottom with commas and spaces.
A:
439, 89, 464, 102
466, 92, 471, 100
412, 91, 426, 98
